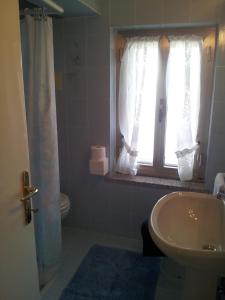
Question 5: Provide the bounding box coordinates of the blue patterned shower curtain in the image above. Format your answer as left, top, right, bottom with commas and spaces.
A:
21, 13, 61, 287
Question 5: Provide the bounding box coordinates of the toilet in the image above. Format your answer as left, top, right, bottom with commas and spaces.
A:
60, 193, 70, 220
213, 173, 225, 196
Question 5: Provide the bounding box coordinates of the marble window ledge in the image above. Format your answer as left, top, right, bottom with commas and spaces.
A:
105, 172, 209, 193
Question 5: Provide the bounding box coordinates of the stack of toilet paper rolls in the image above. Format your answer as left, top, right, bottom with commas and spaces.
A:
89, 146, 108, 175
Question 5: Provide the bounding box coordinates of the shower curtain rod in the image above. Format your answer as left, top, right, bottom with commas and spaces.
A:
20, 8, 58, 17
20, 0, 64, 16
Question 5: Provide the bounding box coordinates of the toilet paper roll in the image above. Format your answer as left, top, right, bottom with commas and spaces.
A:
91, 146, 106, 161
89, 158, 109, 175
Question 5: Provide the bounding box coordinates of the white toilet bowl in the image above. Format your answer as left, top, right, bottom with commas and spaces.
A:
60, 193, 70, 220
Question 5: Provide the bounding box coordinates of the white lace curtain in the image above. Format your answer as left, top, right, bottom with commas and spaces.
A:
116, 35, 202, 181
116, 37, 159, 175
166, 36, 202, 181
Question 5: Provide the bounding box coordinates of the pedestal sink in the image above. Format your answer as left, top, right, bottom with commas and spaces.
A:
149, 191, 225, 300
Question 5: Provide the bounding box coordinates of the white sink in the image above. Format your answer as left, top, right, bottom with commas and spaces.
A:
149, 191, 225, 300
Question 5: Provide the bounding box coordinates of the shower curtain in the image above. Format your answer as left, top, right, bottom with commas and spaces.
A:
21, 13, 61, 287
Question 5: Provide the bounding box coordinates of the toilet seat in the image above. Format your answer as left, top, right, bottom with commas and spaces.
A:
60, 193, 70, 220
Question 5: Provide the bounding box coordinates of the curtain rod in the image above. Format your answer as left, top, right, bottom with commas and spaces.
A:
20, 7, 61, 18
20, 0, 64, 16
20, 8, 59, 17
119, 28, 216, 42
118, 26, 215, 36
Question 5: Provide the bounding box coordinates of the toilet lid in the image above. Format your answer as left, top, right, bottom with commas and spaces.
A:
60, 193, 70, 208
61, 203, 69, 209
61, 206, 69, 213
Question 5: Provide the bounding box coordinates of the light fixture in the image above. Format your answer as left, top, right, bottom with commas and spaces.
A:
42, 0, 64, 14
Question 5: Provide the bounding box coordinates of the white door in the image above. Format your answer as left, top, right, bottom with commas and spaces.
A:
0, 1, 40, 300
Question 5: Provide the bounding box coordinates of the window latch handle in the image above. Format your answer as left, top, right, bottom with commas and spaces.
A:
159, 98, 166, 123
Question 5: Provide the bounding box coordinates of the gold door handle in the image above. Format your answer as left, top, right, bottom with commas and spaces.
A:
21, 171, 39, 225
21, 187, 38, 202
20, 187, 38, 201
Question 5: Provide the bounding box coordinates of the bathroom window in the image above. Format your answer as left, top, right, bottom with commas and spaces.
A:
115, 27, 216, 181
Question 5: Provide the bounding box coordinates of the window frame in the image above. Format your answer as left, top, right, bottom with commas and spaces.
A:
116, 26, 216, 181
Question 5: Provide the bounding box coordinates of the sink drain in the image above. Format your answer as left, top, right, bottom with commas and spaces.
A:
202, 244, 217, 251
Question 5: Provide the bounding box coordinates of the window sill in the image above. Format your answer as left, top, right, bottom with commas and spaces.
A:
105, 172, 209, 193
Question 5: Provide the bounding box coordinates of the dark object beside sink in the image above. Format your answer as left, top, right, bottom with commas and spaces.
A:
141, 220, 165, 257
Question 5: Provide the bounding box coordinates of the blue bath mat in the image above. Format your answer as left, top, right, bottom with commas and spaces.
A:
59, 245, 161, 300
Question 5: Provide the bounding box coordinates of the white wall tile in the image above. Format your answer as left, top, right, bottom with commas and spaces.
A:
86, 67, 110, 100
163, 0, 191, 24
110, 0, 135, 26
190, 0, 217, 23
210, 100, 225, 135
206, 132, 225, 188
64, 71, 87, 101
53, 19, 65, 71
213, 67, 225, 101
86, 34, 109, 67
63, 17, 87, 36
215, 0, 225, 23
64, 35, 86, 72
87, 0, 109, 37
215, 41, 225, 67
134, 0, 164, 25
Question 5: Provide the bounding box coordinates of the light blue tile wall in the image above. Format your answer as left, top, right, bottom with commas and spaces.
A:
54, 0, 225, 239
206, 27, 225, 189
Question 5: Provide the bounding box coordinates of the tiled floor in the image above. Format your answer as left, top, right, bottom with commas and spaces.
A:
41, 226, 142, 300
